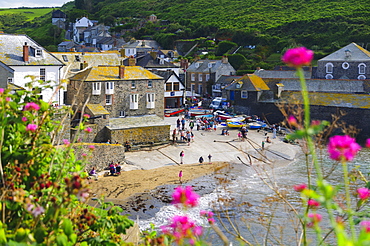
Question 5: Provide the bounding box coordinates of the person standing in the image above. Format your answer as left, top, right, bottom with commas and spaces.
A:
181, 117, 186, 130
208, 154, 212, 163
177, 118, 181, 130
186, 131, 191, 146
189, 120, 195, 131
262, 141, 265, 150
180, 151, 184, 164
272, 127, 277, 139
199, 156, 204, 163
179, 170, 183, 183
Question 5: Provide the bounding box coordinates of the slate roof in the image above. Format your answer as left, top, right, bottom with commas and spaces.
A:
52, 10, 66, 18
279, 79, 365, 93
69, 65, 163, 81
279, 91, 370, 109
215, 75, 242, 85
319, 43, 370, 62
107, 115, 170, 130
254, 69, 312, 79
152, 70, 182, 82
226, 74, 269, 91
186, 59, 233, 73
136, 52, 178, 68
0, 34, 64, 66
86, 104, 110, 116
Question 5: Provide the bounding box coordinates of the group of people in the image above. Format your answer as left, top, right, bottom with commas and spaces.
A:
179, 150, 212, 165
108, 161, 122, 176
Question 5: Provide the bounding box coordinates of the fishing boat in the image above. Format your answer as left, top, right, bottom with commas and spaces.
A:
247, 121, 268, 129
214, 110, 233, 121
226, 117, 247, 128
189, 108, 213, 117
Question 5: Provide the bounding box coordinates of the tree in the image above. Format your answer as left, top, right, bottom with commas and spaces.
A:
215, 41, 237, 56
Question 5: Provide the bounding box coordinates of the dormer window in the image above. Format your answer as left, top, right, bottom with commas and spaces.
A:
342, 62, 349, 69
195, 63, 200, 68
208, 63, 212, 68
62, 55, 68, 62
325, 63, 333, 73
35, 49, 42, 57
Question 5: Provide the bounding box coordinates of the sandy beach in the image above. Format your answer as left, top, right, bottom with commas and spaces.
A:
88, 116, 302, 207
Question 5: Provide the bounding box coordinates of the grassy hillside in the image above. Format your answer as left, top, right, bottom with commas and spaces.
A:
0, 8, 53, 21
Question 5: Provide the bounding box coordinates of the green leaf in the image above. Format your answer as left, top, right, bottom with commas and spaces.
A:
56, 234, 68, 246
34, 227, 46, 244
62, 219, 73, 236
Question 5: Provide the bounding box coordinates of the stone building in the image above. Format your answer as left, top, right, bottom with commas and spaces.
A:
67, 64, 170, 144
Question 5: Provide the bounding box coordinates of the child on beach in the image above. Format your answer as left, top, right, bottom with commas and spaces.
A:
179, 170, 183, 183
180, 151, 184, 164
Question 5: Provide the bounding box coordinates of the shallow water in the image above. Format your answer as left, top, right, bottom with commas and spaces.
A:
123, 148, 370, 245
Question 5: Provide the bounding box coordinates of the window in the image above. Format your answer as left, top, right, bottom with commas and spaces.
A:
106, 82, 114, 94
191, 84, 195, 93
119, 111, 125, 117
106, 95, 112, 105
166, 83, 172, 91
36, 49, 42, 57
40, 68, 46, 81
147, 93, 155, 108
130, 94, 138, 109
206, 74, 210, 81
75, 55, 80, 62
198, 84, 203, 94
208, 63, 212, 68
148, 80, 153, 88
359, 63, 366, 74
358, 75, 366, 80
195, 63, 200, 68
241, 90, 248, 98
198, 74, 202, 81
325, 74, 333, 79
7, 77, 13, 83
92, 82, 101, 95
173, 82, 179, 91
342, 62, 349, 69
62, 55, 68, 62
191, 73, 195, 81
131, 81, 136, 88
325, 63, 333, 73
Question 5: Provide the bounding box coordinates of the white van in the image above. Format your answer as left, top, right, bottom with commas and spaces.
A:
210, 97, 226, 109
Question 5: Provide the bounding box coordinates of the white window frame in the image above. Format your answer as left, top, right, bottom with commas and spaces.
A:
325, 63, 333, 73
36, 49, 42, 57
130, 94, 138, 109
147, 93, 155, 108
148, 80, 152, 88
325, 74, 333, 79
7, 77, 13, 83
106, 94, 112, 105
119, 111, 125, 117
198, 84, 203, 94
92, 82, 101, 95
131, 81, 136, 88
358, 63, 366, 74
206, 74, 210, 81
358, 75, 366, 80
40, 68, 46, 81
198, 74, 202, 81
191, 84, 195, 94
106, 82, 114, 94
191, 73, 195, 81
241, 90, 248, 99
342, 62, 349, 69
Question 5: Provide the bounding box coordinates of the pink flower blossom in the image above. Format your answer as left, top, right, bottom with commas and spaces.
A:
0, 88, 4, 94
88, 145, 95, 150
200, 210, 215, 224
63, 139, 70, 146
172, 186, 199, 208
357, 187, 370, 200
82, 153, 87, 157
311, 120, 321, 126
77, 189, 90, 202
366, 139, 370, 148
307, 213, 322, 228
287, 115, 298, 127
161, 215, 202, 244
293, 184, 307, 192
32, 206, 45, 217
26, 203, 34, 212
26, 124, 37, 132
83, 114, 90, 119
24, 102, 40, 111
327, 135, 361, 161
5, 97, 10, 102
360, 221, 370, 233
307, 199, 320, 208
282, 47, 314, 68
84, 127, 92, 133
21, 117, 27, 122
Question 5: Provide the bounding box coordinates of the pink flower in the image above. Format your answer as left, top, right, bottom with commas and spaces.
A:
26, 124, 37, 132
172, 186, 199, 208
84, 127, 92, 133
88, 145, 95, 150
21, 117, 27, 122
0, 88, 4, 94
287, 115, 298, 127
307, 213, 322, 228
307, 199, 320, 208
83, 114, 90, 119
360, 221, 370, 233
5, 97, 10, 102
366, 139, 370, 148
357, 187, 370, 200
311, 120, 321, 126
24, 102, 40, 111
282, 47, 314, 68
63, 139, 70, 146
327, 135, 361, 161
200, 210, 215, 224
77, 189, 90, 202
293, 184, 307, 192
32, 206, 45, 217
161, 215, 202, 244
82, 153, 87, 157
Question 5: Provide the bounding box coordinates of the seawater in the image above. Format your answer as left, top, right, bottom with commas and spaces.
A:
131, 149, 370, 245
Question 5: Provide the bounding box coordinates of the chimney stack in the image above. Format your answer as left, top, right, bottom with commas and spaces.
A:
128, 56, 136, 66
119, 65, 125, 79
222, 56, 228, 64
23, 42, 29, 62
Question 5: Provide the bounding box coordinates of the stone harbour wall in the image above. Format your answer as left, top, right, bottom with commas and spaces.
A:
110, 125, 171, 145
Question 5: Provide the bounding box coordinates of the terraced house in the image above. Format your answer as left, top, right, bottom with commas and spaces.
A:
66, 64, 169, 144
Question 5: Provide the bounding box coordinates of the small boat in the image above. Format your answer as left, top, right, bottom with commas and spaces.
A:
214, 110, 233, 121
189, 108, 213, 117
227, 121, 247, 128
195, 114, 214, 119
247, 121, 268, 129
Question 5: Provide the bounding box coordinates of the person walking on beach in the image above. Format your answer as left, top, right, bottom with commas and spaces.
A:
199, 156, 204, 163
180, 151, 184, 164
272, 127, 277, 139
181, 117, 186, 130
179, 170, 183, 183
208, 154, 212, 163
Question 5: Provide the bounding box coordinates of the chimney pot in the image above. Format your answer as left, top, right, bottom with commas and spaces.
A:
23, 43, 29, 62
119, 65, 125, 79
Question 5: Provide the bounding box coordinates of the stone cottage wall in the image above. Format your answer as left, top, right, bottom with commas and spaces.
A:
110, 125, 170, 145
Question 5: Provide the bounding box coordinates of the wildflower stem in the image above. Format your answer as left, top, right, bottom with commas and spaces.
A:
341, 159, 356, 241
